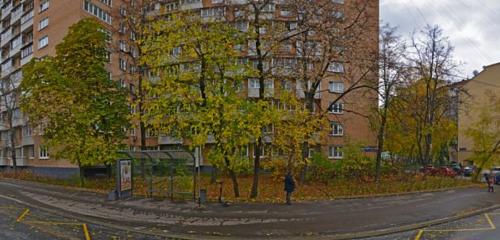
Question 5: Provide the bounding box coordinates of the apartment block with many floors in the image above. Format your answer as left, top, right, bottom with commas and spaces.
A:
0, 0, 379, 176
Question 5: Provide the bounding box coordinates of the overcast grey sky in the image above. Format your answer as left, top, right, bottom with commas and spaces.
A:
380, 0, 500, 78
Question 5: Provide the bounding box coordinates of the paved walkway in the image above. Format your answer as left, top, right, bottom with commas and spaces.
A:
0, 179, 499, 239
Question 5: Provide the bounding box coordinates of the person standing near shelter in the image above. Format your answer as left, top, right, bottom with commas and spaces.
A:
284, 171, 296, 205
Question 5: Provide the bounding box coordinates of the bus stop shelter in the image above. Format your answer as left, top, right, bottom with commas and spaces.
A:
116, 149, 200, 202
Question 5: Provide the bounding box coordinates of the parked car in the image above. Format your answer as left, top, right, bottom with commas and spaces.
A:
496, 172, 500, 185
463, 166, 475, 177
436, 167, 457, 177
420, 165, 437, 175
449, 164, 462, 175
491, 166, 500, 175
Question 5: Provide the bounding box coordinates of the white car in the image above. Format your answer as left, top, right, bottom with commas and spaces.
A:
491, 167, 500, 175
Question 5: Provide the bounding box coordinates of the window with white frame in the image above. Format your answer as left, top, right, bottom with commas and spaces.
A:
39, 145, 49, 159
119, 58, 127, 71
39, 17, 49, 30
84, 1, 112, 24
328, 62, 345, 73
328, 81, 344, 93
119, 40, 127, 52
252, 144, 265, 158
40, 0, 49, 12
249, 78, 260, 89
38, 36, 48, 49
22, 125, 32, 137
329, 101, 344, 114
330, 122, 343, 136
100, 0, 112, 6
328, 146, 343, 159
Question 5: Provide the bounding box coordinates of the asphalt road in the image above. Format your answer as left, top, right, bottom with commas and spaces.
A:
366, 208, 500, 240
0, 196, 166, 240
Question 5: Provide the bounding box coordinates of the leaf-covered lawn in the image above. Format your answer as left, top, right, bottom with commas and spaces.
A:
0, 170, 476, 203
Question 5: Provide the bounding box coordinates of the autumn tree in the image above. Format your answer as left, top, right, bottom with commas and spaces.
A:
407, 25, 459, 165
466, 92, 500, 180
108, 0, 165, 177
0, 71, 22, 172
372, 24, 406, 181
21, 18, 130, 186
140, 12, 261, 197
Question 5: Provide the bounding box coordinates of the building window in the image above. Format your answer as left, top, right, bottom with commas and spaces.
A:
84, 0, 112, 24
100, 0, 112, 6
22, 125, 33, 137
328, 146, 343, 159
38, 36, 48, 49
119, 40, 127, 52
331, 122, 344, 136
328, 62, 345, 73
39, 145, 49, 159
40, 0, 49, 12
39, 17, 49, 30
249, 78, 260, 89
329, 81, 344, 93
119, 58, 127, 71
252, 144, 265, 158
329, 101, 344, 114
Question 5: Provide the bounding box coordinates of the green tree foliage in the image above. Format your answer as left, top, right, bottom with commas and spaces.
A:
384, 79, 457, 165
21, 18, 129, 185
466, 92, 500, 179
140, 13, 270, 197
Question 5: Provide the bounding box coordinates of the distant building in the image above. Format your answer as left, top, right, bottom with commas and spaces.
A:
457, 62, 500, 164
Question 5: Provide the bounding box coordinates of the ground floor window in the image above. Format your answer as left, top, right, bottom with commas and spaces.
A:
39, 145, 49, 159
328, 146, 343, 159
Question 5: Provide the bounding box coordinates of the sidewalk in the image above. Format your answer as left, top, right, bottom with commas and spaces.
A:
1, 179, 499, 239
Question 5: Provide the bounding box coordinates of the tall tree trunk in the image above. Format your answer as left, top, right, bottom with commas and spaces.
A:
9, 123, 17, 174
375, 114, 387, 183
138, 73, 147, 178
77, 159, 85, 187
250, 139, 262, 198
224, 155, 240, 198
375, 108, 388, 182
300, 92, 314, 184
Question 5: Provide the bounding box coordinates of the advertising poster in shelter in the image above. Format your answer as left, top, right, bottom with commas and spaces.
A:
120, 160, 132, 192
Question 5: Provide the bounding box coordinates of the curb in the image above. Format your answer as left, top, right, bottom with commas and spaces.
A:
0, 177, 479, 203
310, 203, 500, 240
1, 188, 499, 240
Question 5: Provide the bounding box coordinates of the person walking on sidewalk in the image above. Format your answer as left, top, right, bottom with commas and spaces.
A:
284, 171, 296, 205
488, 174, 495, 193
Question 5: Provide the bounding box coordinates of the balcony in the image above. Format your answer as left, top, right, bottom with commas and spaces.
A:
9, 35, 21, 57
21, 136, 34, 146
248, 87, 259, 98
1, 63, 13, 77
20, 10, 32, 32
158, 135, 182, 145
10, 7, 22, 24
15, 157, 26, 166
179, 0, 202, 10
10, 69, 21, 87
0, 157, 5, 166
1, 3, 12, 20
1, 29, 11, 46
21, 53, 32, 66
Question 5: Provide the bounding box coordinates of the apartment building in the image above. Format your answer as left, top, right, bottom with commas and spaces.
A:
0, 0, 378, 176
151, 0, 379, 163
458, 62, 500, 164
0, 0, 146, 177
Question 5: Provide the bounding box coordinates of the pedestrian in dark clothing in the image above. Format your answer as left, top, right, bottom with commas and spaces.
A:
488, 174, 495, 193
284, 172, 296, 205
